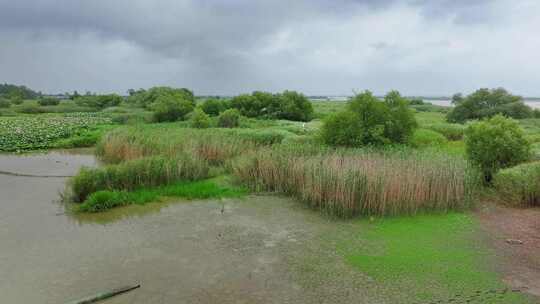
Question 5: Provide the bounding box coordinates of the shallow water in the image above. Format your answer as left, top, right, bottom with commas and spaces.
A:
0, 150, 380, 303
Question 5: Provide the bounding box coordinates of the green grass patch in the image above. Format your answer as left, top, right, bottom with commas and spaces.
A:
343, 213, 529, 303
78, 179, 247, 212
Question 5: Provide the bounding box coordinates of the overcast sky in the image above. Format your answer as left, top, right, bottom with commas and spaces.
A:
1, 0, 539, 96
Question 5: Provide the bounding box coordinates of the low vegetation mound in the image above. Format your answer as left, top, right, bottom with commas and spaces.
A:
321, 90, 417, 147
464, 115, 531, 182
447, 88, 534, 123
78, 179, 246, 212
493, 162, 540, 207
70, 155, 210, 202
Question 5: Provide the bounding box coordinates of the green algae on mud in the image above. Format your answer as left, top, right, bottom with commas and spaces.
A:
342, 213, 532, 303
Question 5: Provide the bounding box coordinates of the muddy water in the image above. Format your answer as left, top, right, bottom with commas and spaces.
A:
0, 150, 381, 304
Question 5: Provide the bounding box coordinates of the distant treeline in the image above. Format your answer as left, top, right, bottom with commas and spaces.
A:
0, 83, 40, 99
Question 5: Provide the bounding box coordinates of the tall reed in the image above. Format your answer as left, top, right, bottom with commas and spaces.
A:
493, 161, 540, 207
232, 148, 479, 217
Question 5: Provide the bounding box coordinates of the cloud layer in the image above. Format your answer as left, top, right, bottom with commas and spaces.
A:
1, 0, 539, 96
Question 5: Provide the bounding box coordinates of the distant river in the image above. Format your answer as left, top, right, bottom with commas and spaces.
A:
426, 99, 540, 109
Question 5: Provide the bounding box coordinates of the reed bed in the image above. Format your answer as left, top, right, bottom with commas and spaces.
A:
493, 161, 540, 207
70, 155, 210, 202
95, 125, 272, 165
233, 148, 479, 217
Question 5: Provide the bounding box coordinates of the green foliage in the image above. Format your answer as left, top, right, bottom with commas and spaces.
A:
408, 98, 424, 105
410, 129, 448, 148
38, 97, 60, 106
273, 90, 314, 121
383, 91, 418, 143
126, 86, 194, 108
447, 88, 533, 123
78, 180, 246, 212
190, 108, 211, 128
465, 115, 531, 182
69, 155, 210, 202
425, 123, 465, 140
0, 114, 112, 151
10, 95, 23, 105
75, 94, 123, 109
200, 98, 228, 116
0, 98, 11, 108
151, 95, 195, 122
230, 90, 313, 121
217, 109, 241, 128
534, 109, 540, 118
0, 83, 38, 99
322, 91, 417, 147
17, 103, 43, 114
320, 111, 362, 147
494, 162, 540, 207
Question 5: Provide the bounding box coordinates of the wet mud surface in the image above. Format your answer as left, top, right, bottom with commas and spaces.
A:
0, 151, 383, 304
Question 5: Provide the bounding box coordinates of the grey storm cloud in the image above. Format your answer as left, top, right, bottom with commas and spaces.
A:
0, 0, 539, 96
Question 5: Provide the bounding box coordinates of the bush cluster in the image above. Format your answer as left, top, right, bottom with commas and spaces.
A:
0, 98, 11, 108
464, 115, 531, 182
229, 90, 313, 121
321, 90, 417, 147
38, 97, 60, 106
447, 88, 534, 123
200, 98, 229, 116
190, 108, 211, 128
217, 109, 241, 128
75, 94, 123, 109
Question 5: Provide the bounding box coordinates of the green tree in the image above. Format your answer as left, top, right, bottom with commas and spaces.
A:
465, 115, 531, 182
447, 88, 531, 123
151, 95, 195, 122
320, 111, 362, 146
200, 98, 226, 116
383, 91, 417, 144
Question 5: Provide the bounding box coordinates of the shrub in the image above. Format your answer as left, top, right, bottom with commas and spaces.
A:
465, 115, 531, 182
408, 98, 424, 105
322, 91, 417, 147
200, 98, 227, 116
383, 91, 417, 143
494, 162, 540, 207
447, 88, 533, 123
151, 95, 195, 122
229, 91, 314, 121
0, 98, 11, 108
69, 155, 209, 202
38, 97, 60, 106
75, 94, 123, 109
426, 123, 465, 140
217, 109, 241, 128
320, 111, 362, 147
533, 109, 540, 118
16, 103, 43, 114
190, 108, 211, 128
10, 96, 23, 105
410, 129, 448, 148
127, 87, 194, 109
230, 94, 262, 117
273, 90, 314, 121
